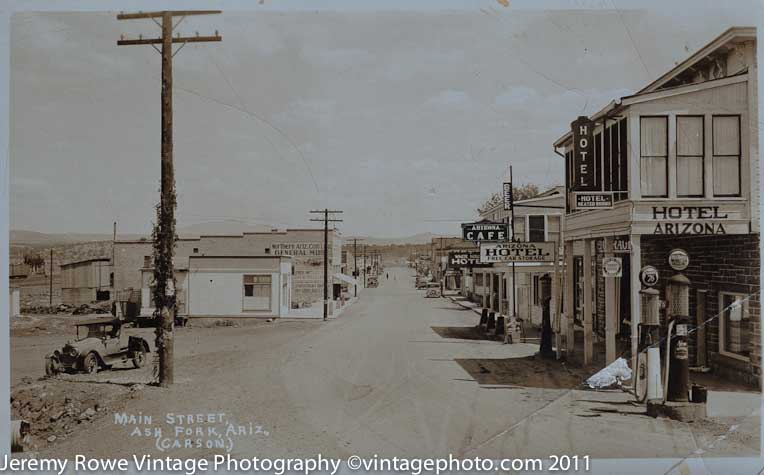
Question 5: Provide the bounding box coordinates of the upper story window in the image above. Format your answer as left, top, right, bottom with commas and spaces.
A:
712, 115, 741, 197
676, 116, 705, 197
527, 215, 546, 242
602, 118, 629, 201
640, 116, 668, 197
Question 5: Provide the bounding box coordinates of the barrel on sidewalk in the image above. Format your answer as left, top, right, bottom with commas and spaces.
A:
479, 308, 488, 328
494, 315, 505, 336
486, 311, 496, 332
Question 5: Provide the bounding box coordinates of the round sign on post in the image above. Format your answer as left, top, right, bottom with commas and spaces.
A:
640, 265, 659, 287
602, 256, 622, 278
668, 249, 689, 271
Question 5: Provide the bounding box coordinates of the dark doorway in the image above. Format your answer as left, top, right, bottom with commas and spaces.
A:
619, 257, 631, 336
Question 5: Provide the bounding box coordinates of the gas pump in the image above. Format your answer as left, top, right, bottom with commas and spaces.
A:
665, 274, 691, 402
636, 287, 662, 402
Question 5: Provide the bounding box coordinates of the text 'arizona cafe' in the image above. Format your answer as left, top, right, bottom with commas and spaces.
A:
553, 27, 760, 388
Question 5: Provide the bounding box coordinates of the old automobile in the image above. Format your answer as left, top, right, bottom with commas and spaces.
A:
424, 282, 441, 298
45, 319, 151, 375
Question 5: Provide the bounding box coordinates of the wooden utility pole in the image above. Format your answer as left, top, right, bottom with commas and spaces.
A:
118, 10, 221, 387
310, 209, 343, 320
49, 248, 53, 307
351, 238, 364, 297
112, 221, 117, 265
509, 166, 517, 318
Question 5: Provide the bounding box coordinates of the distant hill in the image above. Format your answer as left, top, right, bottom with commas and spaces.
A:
10, 220, 275, 247
176, 220, 273, 236
348, 232, 459, 246
10, 230, 145, 247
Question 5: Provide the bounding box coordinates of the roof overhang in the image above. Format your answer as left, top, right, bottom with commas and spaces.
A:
552, 26, 756, 152
553, 99, 623, 149
637, 26, 755, 94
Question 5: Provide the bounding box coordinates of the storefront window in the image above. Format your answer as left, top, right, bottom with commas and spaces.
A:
719, 291, 749, 360
243, 274, 272, 311
712, 115, 741, 196
640, 116, 668, 197
676, 116, 704, 197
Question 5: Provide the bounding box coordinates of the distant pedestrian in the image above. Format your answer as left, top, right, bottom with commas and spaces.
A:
386, 273, 389, 279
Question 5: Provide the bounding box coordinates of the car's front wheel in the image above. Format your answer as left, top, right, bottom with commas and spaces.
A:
132, 350, 146, 369
45, 357, 59, 376
82, 353, 99, 374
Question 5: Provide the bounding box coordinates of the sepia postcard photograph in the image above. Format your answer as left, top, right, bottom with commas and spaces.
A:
2, 1, 763, 474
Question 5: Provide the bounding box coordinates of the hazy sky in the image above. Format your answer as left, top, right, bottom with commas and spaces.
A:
9, 1, 759, 238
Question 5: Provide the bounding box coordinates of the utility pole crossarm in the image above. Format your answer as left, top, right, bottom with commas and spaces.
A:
118, 35, 222, 46
117, 10, 221, 20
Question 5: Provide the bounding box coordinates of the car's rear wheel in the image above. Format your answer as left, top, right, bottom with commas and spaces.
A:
132, 350, 146, 369
82, 353, 99, 374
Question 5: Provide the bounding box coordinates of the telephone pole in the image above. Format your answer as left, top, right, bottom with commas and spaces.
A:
510, 165, 517, 318
310, 209, 343, 320
117, 10, 221, 387
363, 246, 367, 288
351, 238, 365, 297
49, 248, 53, 307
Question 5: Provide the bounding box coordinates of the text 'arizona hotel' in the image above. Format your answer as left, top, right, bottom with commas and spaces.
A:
553, 27, 760, 387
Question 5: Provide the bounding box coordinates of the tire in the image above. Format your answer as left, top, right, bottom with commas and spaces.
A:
82, 353, 99, 374
132, 350, 146, 369
45, 358, 59, 376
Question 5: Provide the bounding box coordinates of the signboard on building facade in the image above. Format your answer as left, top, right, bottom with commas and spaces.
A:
630, 203, 748, 236
651, 206, 729, 235
271, 242, 323, 257
575, 192, 613, 209
596, 236, 631, 253
462, 222, 509, 242
479, 242, 555, 263
332, 238, 342, 267
601, 256, 623, 278
571, 116, 596, 191
640, 265, 659, 287
503, 182, 513, 211
668, 249, 690, 271
447, 250, 491, 268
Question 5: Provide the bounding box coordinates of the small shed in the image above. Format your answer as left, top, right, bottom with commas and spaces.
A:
60, 258, 112, 305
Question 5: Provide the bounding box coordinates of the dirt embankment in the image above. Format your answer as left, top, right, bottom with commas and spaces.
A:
11, 378, 147, 452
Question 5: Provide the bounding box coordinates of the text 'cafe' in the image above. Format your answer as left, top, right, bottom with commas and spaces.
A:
553, 27, 760, 388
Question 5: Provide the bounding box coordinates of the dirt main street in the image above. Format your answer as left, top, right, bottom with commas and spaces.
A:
10, 267, 760, 461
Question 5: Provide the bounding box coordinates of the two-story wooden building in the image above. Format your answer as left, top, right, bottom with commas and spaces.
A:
553, 27, 759, 386
472, 186, 565, 327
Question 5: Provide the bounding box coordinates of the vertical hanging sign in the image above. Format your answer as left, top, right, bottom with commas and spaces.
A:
503, 182, 513, 211
572, 116, 596, 191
